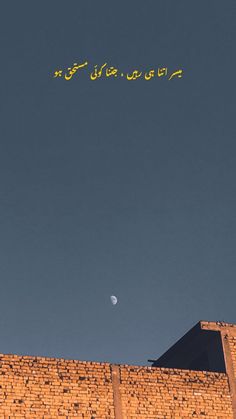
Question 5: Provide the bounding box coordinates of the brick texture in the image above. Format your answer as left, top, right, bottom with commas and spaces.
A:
119, 366, 232, 418
0, 355, 114, 418
0, 354, 233, 418
1, 320, 236, 418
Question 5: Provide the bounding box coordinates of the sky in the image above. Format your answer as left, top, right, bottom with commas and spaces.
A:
0, 1, 236, 365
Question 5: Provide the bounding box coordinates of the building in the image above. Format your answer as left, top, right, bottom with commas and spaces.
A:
0, 320, 236, 418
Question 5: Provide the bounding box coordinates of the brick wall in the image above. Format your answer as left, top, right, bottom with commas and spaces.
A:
201, 321, 236, 418
227, 336, 236, 375
119, 365, 232, 418
0, 355, 114, 418
0, 353, 233, 418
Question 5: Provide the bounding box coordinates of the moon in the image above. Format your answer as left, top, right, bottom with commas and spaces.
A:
110, 295, 118, 305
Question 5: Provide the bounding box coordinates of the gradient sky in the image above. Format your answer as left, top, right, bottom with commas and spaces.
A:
0, 1, 236, 365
